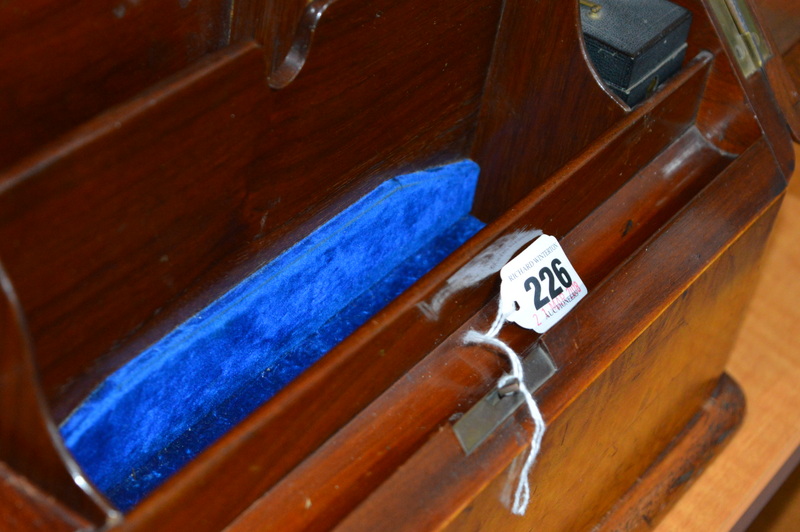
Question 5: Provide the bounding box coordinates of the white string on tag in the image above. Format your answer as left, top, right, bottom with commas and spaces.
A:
463, 305, 546, 516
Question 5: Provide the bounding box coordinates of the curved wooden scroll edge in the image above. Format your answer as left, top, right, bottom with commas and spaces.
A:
267, 0, 339, 89
0, 260, 122, 526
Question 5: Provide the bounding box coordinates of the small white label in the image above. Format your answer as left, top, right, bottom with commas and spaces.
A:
499, 235, 586, 333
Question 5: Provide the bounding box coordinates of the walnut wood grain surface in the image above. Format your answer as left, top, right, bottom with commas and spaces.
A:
0, 462, 89, 532
0, 0, 796, 529
593, 374, 746, 532
0, 0, 231, 170
0, 262, 116, 525
0, 0, 502, 421
656, 144, 800, 531
122, 56, 719, 531
753, 0, 800, 141
756, 0, 800, 54
226, 136, 785, 532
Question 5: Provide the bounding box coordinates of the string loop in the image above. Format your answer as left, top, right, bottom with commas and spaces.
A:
464, 309, 546, 515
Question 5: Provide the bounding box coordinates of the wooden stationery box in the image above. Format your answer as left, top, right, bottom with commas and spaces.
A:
0, 0, 798, 530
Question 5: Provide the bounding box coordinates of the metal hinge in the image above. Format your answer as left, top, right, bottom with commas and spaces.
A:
453, 342, 556, 455
708, 0, 771, 78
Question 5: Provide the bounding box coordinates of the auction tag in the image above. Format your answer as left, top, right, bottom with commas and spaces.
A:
499, 235, 586, 333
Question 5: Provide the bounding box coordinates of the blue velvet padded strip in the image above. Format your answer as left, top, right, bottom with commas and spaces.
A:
61, 161, 484, 510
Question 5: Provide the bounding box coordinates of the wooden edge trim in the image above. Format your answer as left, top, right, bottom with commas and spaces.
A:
326, 138, 784, 532
592, 373, 746, 531
0, 261, 119, 526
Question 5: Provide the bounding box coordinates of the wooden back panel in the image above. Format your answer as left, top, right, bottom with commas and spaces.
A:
0, 0, 232, 170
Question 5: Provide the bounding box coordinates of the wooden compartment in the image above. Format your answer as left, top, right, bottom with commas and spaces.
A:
0, 0, 796, 530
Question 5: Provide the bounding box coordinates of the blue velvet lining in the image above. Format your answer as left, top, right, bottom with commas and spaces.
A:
60, 161, 483, 510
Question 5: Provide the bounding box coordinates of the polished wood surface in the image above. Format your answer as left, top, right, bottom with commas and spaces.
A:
0, 262, 116, 525
0, 0, 502, 420
0, 462, 89, 532
226, 128, 778, 532
594, 375, 746, 532
755, 0, 800, 141
758, 0, 800, 54
434, 142, 785, 532
0, 0, 797, 530
0, 0, 231, 169
656, 143, 800, 531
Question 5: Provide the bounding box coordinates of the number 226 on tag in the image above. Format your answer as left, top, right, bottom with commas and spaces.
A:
499, 235, 587, 334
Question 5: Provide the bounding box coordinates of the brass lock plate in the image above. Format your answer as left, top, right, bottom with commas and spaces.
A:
453, 341, 556, 455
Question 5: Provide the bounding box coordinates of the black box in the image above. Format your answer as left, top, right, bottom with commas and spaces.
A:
581, 0, 692, 106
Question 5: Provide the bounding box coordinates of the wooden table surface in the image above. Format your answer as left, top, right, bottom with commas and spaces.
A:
656, 144, 800, 531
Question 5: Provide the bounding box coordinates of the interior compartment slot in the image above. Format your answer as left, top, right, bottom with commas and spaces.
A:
60, 162, 484, 509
